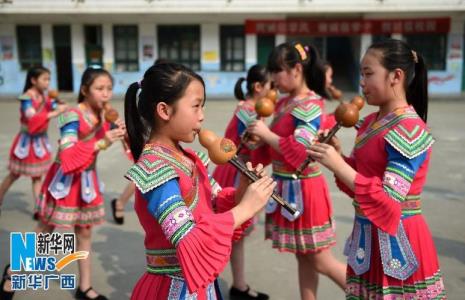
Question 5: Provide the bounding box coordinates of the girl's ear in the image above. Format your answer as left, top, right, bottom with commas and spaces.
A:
293, 63, 303, 79
390, 68, 404, 86
156, 102, 173, 121
80, 86, 88, 98
31, 77, 38, 87
253, 82, 263, 95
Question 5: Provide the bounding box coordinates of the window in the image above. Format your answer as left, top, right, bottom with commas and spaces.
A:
16, 25, 42, 70
113, 25, 139, 72
405, 34, 447, 71
220, 25, 245, 71
158, 26, 200, 71
85, 25, 103, 68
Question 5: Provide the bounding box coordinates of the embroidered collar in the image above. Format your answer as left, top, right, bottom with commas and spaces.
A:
78, 103, 101, 128
144, 142, 196, 177
355, 106, 417, 148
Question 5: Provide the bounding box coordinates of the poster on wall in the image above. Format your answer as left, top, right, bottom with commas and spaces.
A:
0, 36, 14, 60
202, 51, 218, 63
43, 48, 54, 62
142, 36, 155, 61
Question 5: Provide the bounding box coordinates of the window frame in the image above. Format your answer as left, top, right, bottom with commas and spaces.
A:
113, 25, 139, 72
220, 25, 245, 72
16, 25, 42, 70
157, 25, 201, 71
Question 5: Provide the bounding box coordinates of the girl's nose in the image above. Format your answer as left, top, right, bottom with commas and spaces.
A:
199, 109, 205, 122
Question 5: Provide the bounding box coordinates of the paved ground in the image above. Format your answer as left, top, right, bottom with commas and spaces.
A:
0, 95, 464, 299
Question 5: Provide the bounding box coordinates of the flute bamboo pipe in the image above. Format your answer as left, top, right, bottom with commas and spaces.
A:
199, 129, 300, 217
292, 96, 364, 179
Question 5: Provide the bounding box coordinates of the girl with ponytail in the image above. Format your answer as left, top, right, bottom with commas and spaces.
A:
212, 64, 271, 300
31, 67, 125, 300
0, 66, 67, 219
110, 59, 171, 226
247, 42, 347, 299
309, 39, 445, 299
123, 62, 276, 299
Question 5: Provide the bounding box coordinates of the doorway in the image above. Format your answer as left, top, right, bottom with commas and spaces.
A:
53, 25, 73, 91
326, 36, 359, 91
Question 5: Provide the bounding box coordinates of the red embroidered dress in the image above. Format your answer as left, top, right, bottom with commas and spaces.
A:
126, 143, 247, 300
8, 93, 55, 177
36, 105, 109, 227
253, 91, 337, 253
338, 106, 446, 299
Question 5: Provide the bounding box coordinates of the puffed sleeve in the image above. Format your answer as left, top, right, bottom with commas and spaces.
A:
19, 94, 49, 134
141, 179, 235, 294
354, 123, 434, 235
279, 102, 321, 168
236, 105, 260, 151
334, 154, 357, 198
57, 110, 97, 174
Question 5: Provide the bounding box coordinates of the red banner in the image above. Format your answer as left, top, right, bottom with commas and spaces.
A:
245, 18, 450, 36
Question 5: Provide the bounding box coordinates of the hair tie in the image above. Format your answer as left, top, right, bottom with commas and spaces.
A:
136, 80, 142, 99
294, 43, 308, 61
411, 50, 418, 64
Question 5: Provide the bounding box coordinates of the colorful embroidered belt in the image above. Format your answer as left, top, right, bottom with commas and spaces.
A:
146, 248, 182, 276
20, 125, 47, 136
354, 195, 422, 217
272, 160, 321, 179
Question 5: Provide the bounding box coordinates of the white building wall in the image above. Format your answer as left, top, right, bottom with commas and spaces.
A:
102, 24, 114, 71
40, 24, 57, 91
275, 35, 286, 46
245, 34, 257, 69
201, 24, 220, 71
1, 3, 465, 96
2, 0, 465, 14
71, 24, 85, 92
139, 23, 156, 72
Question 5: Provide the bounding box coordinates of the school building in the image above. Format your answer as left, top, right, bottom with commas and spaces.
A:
0, 0, 464, 97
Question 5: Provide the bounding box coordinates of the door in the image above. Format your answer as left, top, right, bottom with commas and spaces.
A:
53, 25, 73, 91
257, 35, 275, 66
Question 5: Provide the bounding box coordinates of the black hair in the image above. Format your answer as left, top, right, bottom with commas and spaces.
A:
23, 66, 50, 93
368, 39, 428, 122
124, 62, 206, 160
267, 41, 328, 98
234, 64, 269, 100
78, 67, 113, 103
